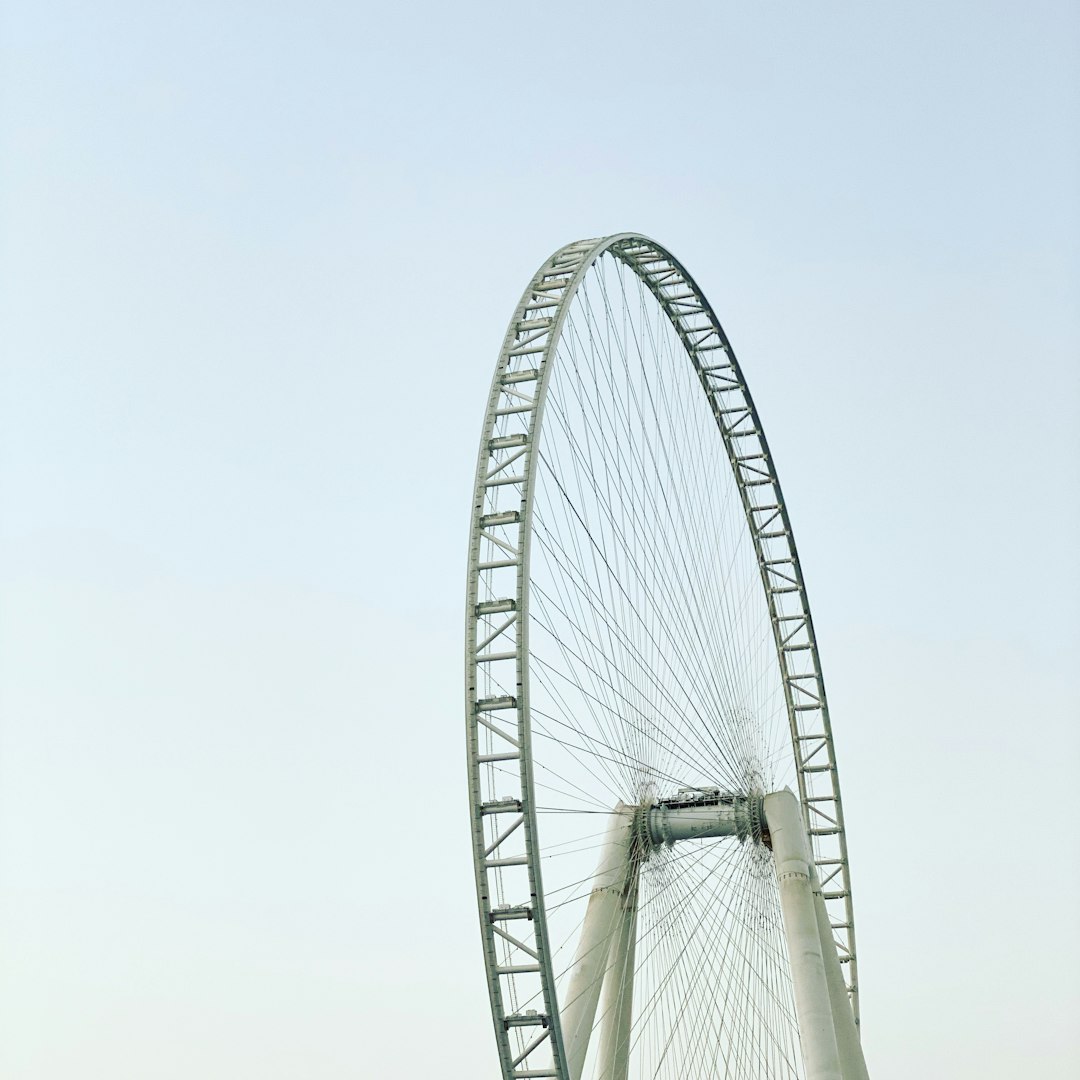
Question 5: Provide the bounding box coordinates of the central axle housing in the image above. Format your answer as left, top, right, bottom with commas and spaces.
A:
645, 788, 765, 847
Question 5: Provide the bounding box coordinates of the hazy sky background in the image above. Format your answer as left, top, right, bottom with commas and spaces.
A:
1, 2, 1078, 1077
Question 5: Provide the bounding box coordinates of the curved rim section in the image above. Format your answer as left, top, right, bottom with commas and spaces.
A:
465, 234, 859, 1079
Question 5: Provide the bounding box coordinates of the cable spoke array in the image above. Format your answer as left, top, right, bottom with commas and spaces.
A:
465, 235, 859, 1080
530, 255, 795, 1079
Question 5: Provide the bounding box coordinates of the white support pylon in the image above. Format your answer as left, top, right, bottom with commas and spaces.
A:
561, 805, 635, 1080
810, 862, 870, 1080
595, 872, 638, 1080
560, 792, 869, 1080
763, 789, 843, 1080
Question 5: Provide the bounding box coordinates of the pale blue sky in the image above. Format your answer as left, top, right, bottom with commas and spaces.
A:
1, 2, 1078, 1077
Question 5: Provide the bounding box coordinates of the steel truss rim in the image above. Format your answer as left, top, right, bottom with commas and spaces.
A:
466, 233, 859, 1080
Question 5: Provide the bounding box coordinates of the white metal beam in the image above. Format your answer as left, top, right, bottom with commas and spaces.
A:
595, 872, 638, 1080
810, 862, 870, 1080
560, 806, 635, 1080
763, 788, 843, 1080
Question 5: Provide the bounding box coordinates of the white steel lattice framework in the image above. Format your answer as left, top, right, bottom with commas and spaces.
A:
465, 235, 869, 1080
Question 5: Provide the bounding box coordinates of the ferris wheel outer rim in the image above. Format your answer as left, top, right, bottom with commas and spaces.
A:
465, 233, 860, 1080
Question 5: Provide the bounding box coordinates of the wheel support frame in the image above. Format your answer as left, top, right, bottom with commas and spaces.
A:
466, 234, 865, 1079
559, 791, 870, 1080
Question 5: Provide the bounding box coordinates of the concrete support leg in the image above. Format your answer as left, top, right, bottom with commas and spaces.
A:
763, 789, 843, 1080
561, 805, 634, 1080
595, 872, 638, 1080
810, 864, 870, 1080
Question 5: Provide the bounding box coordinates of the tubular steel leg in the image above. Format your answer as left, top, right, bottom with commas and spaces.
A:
810, 864, 871, 1080
595, 871, 638, 1080
561, 805, 635, 1080
764, 789, 843, 1080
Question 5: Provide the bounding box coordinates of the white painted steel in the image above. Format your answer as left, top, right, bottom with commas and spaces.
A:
763, 790, 842, 1080
647, 800, 749, 844
594, 875, 638, 1080
465, 234, 865, 1079
560, 806, 636, 1080
811, 865, 870, 1080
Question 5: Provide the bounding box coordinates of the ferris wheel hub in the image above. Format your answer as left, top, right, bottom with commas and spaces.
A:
646, 789, 764, 847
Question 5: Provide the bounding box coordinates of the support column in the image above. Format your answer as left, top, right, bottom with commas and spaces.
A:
810, 864, 870, 1080
595, 871, 638, 1080
561, 805, 635, 1080
763, 789, 842, 1080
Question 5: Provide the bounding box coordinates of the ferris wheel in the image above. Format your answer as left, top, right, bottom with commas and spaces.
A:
465, 234, 871, 1080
